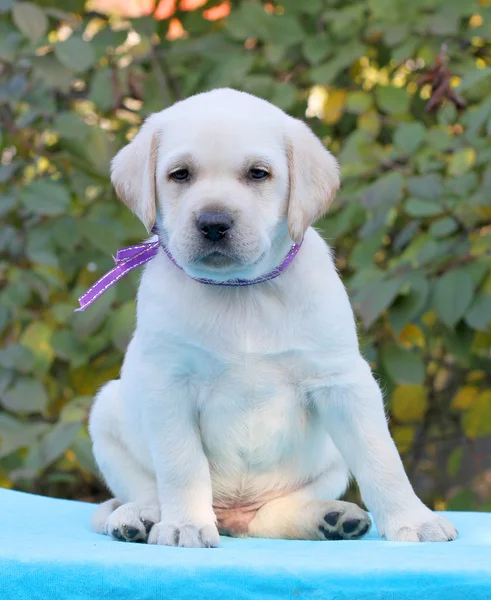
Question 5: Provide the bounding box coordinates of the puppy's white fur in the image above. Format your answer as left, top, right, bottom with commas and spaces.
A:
89, 89, 457, 547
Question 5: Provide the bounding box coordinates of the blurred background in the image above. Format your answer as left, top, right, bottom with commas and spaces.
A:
0, 0, 490, 511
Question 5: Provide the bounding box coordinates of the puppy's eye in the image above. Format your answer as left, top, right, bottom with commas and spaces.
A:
249, 168, 269, 180
170, 168, 189, 182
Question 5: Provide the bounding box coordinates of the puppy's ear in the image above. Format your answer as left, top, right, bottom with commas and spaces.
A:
111, 114, 160, 232
286, 118, 340, 243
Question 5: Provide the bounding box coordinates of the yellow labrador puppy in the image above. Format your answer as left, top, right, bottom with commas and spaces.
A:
89, 88, 457, 547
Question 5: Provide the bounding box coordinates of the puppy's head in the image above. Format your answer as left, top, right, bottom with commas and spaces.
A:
111, 89, 339, 281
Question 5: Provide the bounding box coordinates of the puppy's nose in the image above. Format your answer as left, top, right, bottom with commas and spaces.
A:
197, 212, 233, 242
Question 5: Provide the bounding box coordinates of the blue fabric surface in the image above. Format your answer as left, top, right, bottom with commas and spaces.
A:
1, 488, 491, 600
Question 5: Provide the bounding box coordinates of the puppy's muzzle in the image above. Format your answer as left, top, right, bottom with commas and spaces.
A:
197, 211, 233, 242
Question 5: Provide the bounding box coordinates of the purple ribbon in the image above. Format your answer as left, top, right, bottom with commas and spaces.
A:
76, 233, 302, 312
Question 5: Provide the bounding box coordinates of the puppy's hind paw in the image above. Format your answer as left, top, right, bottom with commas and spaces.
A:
317, 501, 371, 541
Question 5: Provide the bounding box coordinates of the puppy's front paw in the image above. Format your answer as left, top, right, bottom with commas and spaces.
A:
105, 502, 160, 543
382, 508, 457, 542
148, 521, 220, 548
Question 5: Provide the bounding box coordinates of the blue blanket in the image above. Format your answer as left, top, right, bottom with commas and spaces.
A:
1, 487, 491, 599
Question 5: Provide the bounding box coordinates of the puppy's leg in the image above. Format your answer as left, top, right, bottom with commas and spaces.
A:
131, 374, 219, 549
247, 470, 371, 541
89, 380, 160, 542
313, 358, 457, 542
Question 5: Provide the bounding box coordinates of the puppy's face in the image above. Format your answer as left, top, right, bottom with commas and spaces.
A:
156, 110, 290, 279
111, 89, 340, 281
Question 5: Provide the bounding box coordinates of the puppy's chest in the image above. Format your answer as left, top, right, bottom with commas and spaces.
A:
193, 353, 314, 469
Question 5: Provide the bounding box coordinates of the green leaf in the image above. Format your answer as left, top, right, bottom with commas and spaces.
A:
0, 414, 48, 458
457, 68, 491, 93
54, 35, 96, 72
356, 278, 404, 328
405, 198, 443, 217
0, 344, 34, 373
38, 422, 82, 467
432, 269, 475, 328
363, 171, 403, 209
51, 330, 88, 367
2, 377, 48, 414
320, 202, 366, 240
268, 15, 304, 45
270, 82, 297, 111
87, 68, 114, 112
388, 276, 429, 333
225, 2, 271, 40
429, 217, 458, 238
109, 301, 135, 352
407, 174, 443, 199
368, 0, 402, 21
31, 56, 73, 92
26, 227, 59, 267
345, 91, 373, 114
302, 36, 331, 65
60, 396, 92, 423
0, 0, 14, 13
447, 447, 463, 478
20, 180, 71, 216
375, 86, 410, 114
12, 2, 48, 42
446, 489, 476, 511
72, 286, 116, 338
426, 126, 453, 152
463, 391, 491, 439
465, 294, 491, 332
394, 122, 426, 153
71, 435, 98, 475
0, 194, 16, 218
310, 44, 365, 85
207, 54, 254, 87
54, 113, 90, 141
381, 344, 425, 385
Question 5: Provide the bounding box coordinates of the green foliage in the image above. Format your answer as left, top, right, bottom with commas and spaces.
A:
0, 0, 490, 508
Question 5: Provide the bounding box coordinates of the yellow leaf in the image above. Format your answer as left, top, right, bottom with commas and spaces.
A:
452, 386, 479, 410
392, 425, 414, 453
448, 148, 476, 177
358, 109, 381, 136
0, 468, 12, 489
484, 273, 491, 295
463, 391, 491, 439
391, 385, 428, 423
20, 322, 54, 372
434, 368, 450, 391
473, 331, 491, 352
467, 370, 486, 382
399, 324, 425, 348
421, 310, 437, 327
323, 89, 347, 125
474, 207, 491, 220
69, 364, 120, 396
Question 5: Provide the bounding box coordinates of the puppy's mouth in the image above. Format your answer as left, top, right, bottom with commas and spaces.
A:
195, 251, 238, 270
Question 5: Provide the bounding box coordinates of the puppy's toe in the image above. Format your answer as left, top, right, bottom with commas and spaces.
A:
383, 511, 457, 543
148, 521, 220, 548
105, 502, 160, 543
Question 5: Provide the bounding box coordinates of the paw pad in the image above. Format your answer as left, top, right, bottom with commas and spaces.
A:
324, 512, 341, 526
